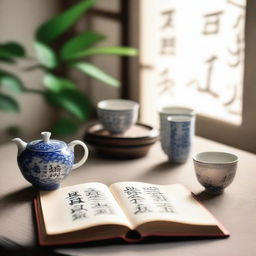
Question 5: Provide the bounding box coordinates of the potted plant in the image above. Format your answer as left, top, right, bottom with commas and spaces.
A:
1, 0, 137, 137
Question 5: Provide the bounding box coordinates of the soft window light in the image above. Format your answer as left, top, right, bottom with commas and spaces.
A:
139, 0, 245, 125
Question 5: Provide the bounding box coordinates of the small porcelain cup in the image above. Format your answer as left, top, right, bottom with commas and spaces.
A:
193, 152, 238, 194
97, 99, 139, 134
166, 115, 194, 163
158, 106, 195, 154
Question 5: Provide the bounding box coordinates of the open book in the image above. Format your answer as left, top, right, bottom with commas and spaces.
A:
34, 182, 229, 246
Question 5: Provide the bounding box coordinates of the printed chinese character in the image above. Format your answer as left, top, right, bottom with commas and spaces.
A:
128, 196, 144, 204
71, 204, 87, 221
92, 203, 114, 215
223, 83, 237, 107
143, 187, 167, 202
227, 33, 244, 67
161, 9, 175, 29
134, 204, 152, 215
48, 165, 61, 177
202, 11, 223, 35
70, 204, 87, 214
124, 187, 145, 204
123, 187, 142, 196
84, 188, 104, 200
233, 14, 244, 29
160, 38, 176, 55
187, 55, 219, 98
66, 191, 84, 205
157, 203, 176, 213
157, 68, 175, 96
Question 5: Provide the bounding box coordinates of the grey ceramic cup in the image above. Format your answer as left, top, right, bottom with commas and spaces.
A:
158, 106, 195, 154
166, 115, 194, 163
193, 152, 238, 194
97, 99, 139, 134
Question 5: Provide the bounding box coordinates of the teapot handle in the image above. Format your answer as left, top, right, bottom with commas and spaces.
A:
68, 140, 89, 170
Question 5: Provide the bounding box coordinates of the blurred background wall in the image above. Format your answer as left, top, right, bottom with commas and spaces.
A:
0, 0, 122, 144
0, 0, 61, 143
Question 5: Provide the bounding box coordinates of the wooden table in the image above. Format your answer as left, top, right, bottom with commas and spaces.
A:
0, 136, 255, 256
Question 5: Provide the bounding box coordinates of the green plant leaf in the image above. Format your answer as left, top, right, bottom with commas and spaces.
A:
45, 89, 91, 120
0, 50, 14, 60
36, 0, 95, 43
60, 31, 105, 61
0, 93, 19, 112
5, 125, 21, 137
0, 72, 24, 93
34, 41, 57, 68
51, 118, 79, 136
0, 56, 15, 63
72, 62, 119, 87
0, 42, 26, 57
43, 73, 76, 92
0, 42, 26, 60
67, 46, 138, 59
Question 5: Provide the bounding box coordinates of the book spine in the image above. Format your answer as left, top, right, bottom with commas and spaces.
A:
140, 232, 229, 239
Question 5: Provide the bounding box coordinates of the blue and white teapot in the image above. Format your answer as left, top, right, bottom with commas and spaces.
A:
12, 132, 89, 190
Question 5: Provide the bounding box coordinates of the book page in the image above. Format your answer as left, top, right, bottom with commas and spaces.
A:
110, 182, 218, 229
39, 182, 131, 235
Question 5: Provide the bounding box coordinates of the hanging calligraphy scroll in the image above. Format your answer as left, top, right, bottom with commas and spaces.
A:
139, 0, 245, 125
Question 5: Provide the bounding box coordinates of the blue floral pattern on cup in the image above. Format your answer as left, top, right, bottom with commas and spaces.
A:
97, 99, 139, 134
97, 109, 137, 134
159, 106, 195, 154
166, 115, 194, 163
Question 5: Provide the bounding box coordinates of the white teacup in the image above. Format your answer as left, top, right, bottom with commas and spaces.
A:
193, 152, 238, 194
158, 106, 195, 154
97, 99, 139, 134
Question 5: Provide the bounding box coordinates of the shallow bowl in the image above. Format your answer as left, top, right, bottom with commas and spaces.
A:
84, 122, 159, 159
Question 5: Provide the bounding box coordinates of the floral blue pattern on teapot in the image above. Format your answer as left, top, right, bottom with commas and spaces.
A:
12, 132, 89, 190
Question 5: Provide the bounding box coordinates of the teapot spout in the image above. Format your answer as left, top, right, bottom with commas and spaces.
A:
12, 138, 27, 156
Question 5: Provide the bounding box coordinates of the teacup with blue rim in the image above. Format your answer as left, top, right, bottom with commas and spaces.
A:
97, 99, 139, 134
193, 151, 238, 194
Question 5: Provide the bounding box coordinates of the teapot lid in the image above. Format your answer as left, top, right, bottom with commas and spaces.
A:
27, 132, 66, 152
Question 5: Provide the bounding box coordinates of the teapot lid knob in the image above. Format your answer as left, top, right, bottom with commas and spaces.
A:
41, 132, 51, 142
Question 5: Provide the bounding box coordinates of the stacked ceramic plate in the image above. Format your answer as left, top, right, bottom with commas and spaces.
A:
84, 122, 159, 159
